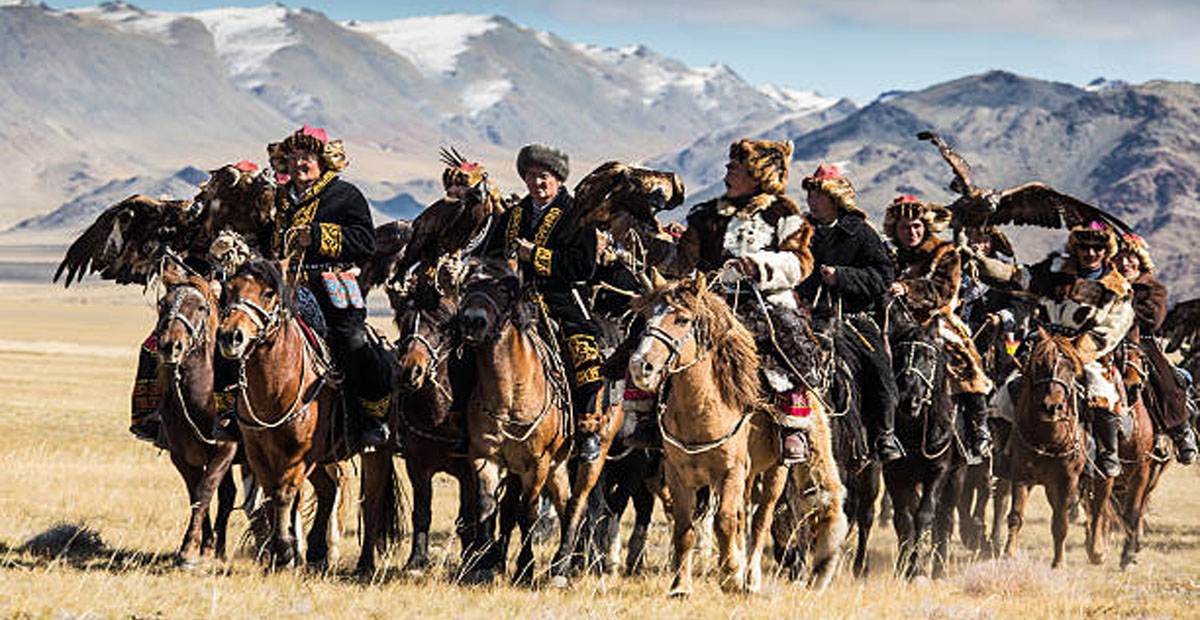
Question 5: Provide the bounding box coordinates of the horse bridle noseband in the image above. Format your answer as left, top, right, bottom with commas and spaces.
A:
160, 284, 210, 359
894, 338, 940, 416
222, 294, 285, 356
642, 304, 707, 377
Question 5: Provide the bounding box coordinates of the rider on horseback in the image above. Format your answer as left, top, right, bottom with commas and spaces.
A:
796, 164, 905, 463
969, 221, 1134, 477
658, 139, 818, 462
1114, 234, 1197, 464
884, 195, 994, 464
214, 126, 391, 448
461, 143, 606, 462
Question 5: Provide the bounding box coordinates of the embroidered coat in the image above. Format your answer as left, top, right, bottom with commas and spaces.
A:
272, 172, 376, 265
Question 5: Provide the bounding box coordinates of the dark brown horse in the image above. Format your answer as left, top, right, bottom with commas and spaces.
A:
154, 263, 239, 567
1003, 330, 1088, 567
387, 285, 477, 575
216, 260, 344, 568
458, 258, 622, 587
1084, 341, 1157, 568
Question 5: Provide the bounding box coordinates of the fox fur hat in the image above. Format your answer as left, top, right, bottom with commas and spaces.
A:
882, 194, 951, 245
1066, 221, 1119, 261
516, 143, 569, 182
800, 163, 866, 217
1117, 232, 1155, 274
728, 139, 792, 196
267, 125, 348, 176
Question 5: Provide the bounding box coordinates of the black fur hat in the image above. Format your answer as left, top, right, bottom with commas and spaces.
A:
516, 144, 569, 182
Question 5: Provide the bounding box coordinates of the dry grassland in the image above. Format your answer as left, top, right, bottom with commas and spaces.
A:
1, 277, 1198, 619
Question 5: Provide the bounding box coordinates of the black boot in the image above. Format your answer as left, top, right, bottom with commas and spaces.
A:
576, 432, 602, 462
574, 387, 603, 463
781, 428, 810, 463
876, 431, 905, 464
957, 393, 993, 466
129, 415, 161, 444
1092, 408, 1121, 478
359, 396, 391, 449
211, 390, 240, 443
1169, 424, 1197, 465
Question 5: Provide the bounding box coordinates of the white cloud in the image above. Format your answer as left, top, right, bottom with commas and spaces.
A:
518, 0, 1200, 42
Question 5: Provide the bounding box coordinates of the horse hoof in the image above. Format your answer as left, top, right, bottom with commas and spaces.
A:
405, 568, 427, 580
176, 556, 200, 571
667, 588, 691, 599
548, 575, 570, 590
460, 569, 494, 586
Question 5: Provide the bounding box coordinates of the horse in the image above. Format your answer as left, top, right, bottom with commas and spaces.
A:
216, 259, 346, 569
457, 258, 622, 587
1083, 341, 1157, 568
153, 263, 240, 567
628, 272, 842, 595
774, 312, 881, 580
886, 310, 966, 579
1003, 329, 1088, 567
376, 283, 478, 575
578, 421, 663, 577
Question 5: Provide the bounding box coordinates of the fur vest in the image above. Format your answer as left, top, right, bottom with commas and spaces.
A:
894, 234, 961, 323
1022, 254, 1133, 363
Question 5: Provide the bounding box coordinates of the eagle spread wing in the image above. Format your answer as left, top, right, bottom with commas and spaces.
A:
358, 220, 412, 294
1162, 298, 1200, 353
54, 195, 191, 287
991, 182, 1134, 234
917, 131, 974, 195
570, 161, 684, 240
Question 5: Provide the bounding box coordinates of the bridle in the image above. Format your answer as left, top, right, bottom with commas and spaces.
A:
640, 303, 708, 378
221, 292, 285, 357
894, 337, 940, 417
398, 306, 454, 402
159, 283, 211, 361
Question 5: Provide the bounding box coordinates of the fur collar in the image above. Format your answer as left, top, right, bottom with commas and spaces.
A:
1047, 253, 1130, 296
715, 192, 797, 219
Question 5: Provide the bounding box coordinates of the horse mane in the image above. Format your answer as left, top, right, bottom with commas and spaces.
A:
231, 259, 297, 314
638, 276, 762, 412
1031, 331, 1084, 375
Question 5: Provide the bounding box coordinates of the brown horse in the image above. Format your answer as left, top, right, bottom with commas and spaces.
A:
216, 260, 344, 568
154, 263, 239, 567
1084, 342, 1157, 568
386, 285, 477, 575
629, 272, 842, 595
1003, 329, 1088, 567
458, 258, 622, 587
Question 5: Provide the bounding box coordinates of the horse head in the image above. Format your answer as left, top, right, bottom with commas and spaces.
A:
217, 259, 288, 360
890, 314, 943, 418
1026, 327, 1083, 422
395, 283, 458, 392
459, 258, 522, 345
628, 270, 708, 392
155, 260, 219, 366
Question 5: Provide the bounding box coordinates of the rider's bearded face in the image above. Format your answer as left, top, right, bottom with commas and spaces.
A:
522, 166, 561, 207
287, 150, 322, 189
895, 216, 925, 249
1074, 242, 1107, 271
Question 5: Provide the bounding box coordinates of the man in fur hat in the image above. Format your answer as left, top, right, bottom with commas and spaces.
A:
969, 221, 1134, 477
797, 164, 904, 463
1114, 234, 1196, 464
884, 195, 993, 463
467, 143, 608, 461
657, 139, 818, 461
214, 125, 391, 448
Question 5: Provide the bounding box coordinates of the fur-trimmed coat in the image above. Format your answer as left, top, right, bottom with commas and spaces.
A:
893, 235, 961, 323
1016, 254, 1134, 365
796, 212, 893, 316
667, 192, 814, 308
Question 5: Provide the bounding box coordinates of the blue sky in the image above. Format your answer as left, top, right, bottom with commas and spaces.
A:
57, 0, 1200, 102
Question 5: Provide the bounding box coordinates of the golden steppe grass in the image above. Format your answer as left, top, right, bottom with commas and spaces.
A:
1, 278, 1198, 619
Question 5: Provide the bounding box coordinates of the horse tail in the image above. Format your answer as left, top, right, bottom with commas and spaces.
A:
359, 450, 407, 555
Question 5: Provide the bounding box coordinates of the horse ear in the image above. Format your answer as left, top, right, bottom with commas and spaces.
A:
650, 266, 666, 289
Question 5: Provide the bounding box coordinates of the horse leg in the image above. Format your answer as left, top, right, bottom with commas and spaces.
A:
462, 458, 502, 583
911, 471, 947, 579
551, 451, 606, 582
853, 464, 881, 578
626, 475, 656, 576
197, 444, 237, 559
886, 471, 917, 577
305, 465, 339, 570
746, 465, 787, 594
932, 466, 963, 580
715, 467, 748, 593
666, 467, 697, 598
515, 462, 553, 587
404, 461, 434, 573
266, 484, 299, 569
1004, 482, 1029, 559
212, 465, 237, 560
454, 464, 478, 561
1120, 465, 1151, 569
171, 454, 207, 568
808, 479, 848, 592
991, 476, 1011, 559
1047, 476, 1074, 568
1085, 473, 1113, 565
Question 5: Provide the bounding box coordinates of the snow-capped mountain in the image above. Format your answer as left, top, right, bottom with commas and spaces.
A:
0, 1, 835, 229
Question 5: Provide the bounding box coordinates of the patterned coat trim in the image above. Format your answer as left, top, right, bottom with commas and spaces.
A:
317, 223, 342, 259
273, 170, 339, 257
533, 246, 553, 276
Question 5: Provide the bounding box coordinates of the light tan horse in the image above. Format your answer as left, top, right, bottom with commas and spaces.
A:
458, 258, 623, 587
217, 259, 344, 569
628, 272, 843, 595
